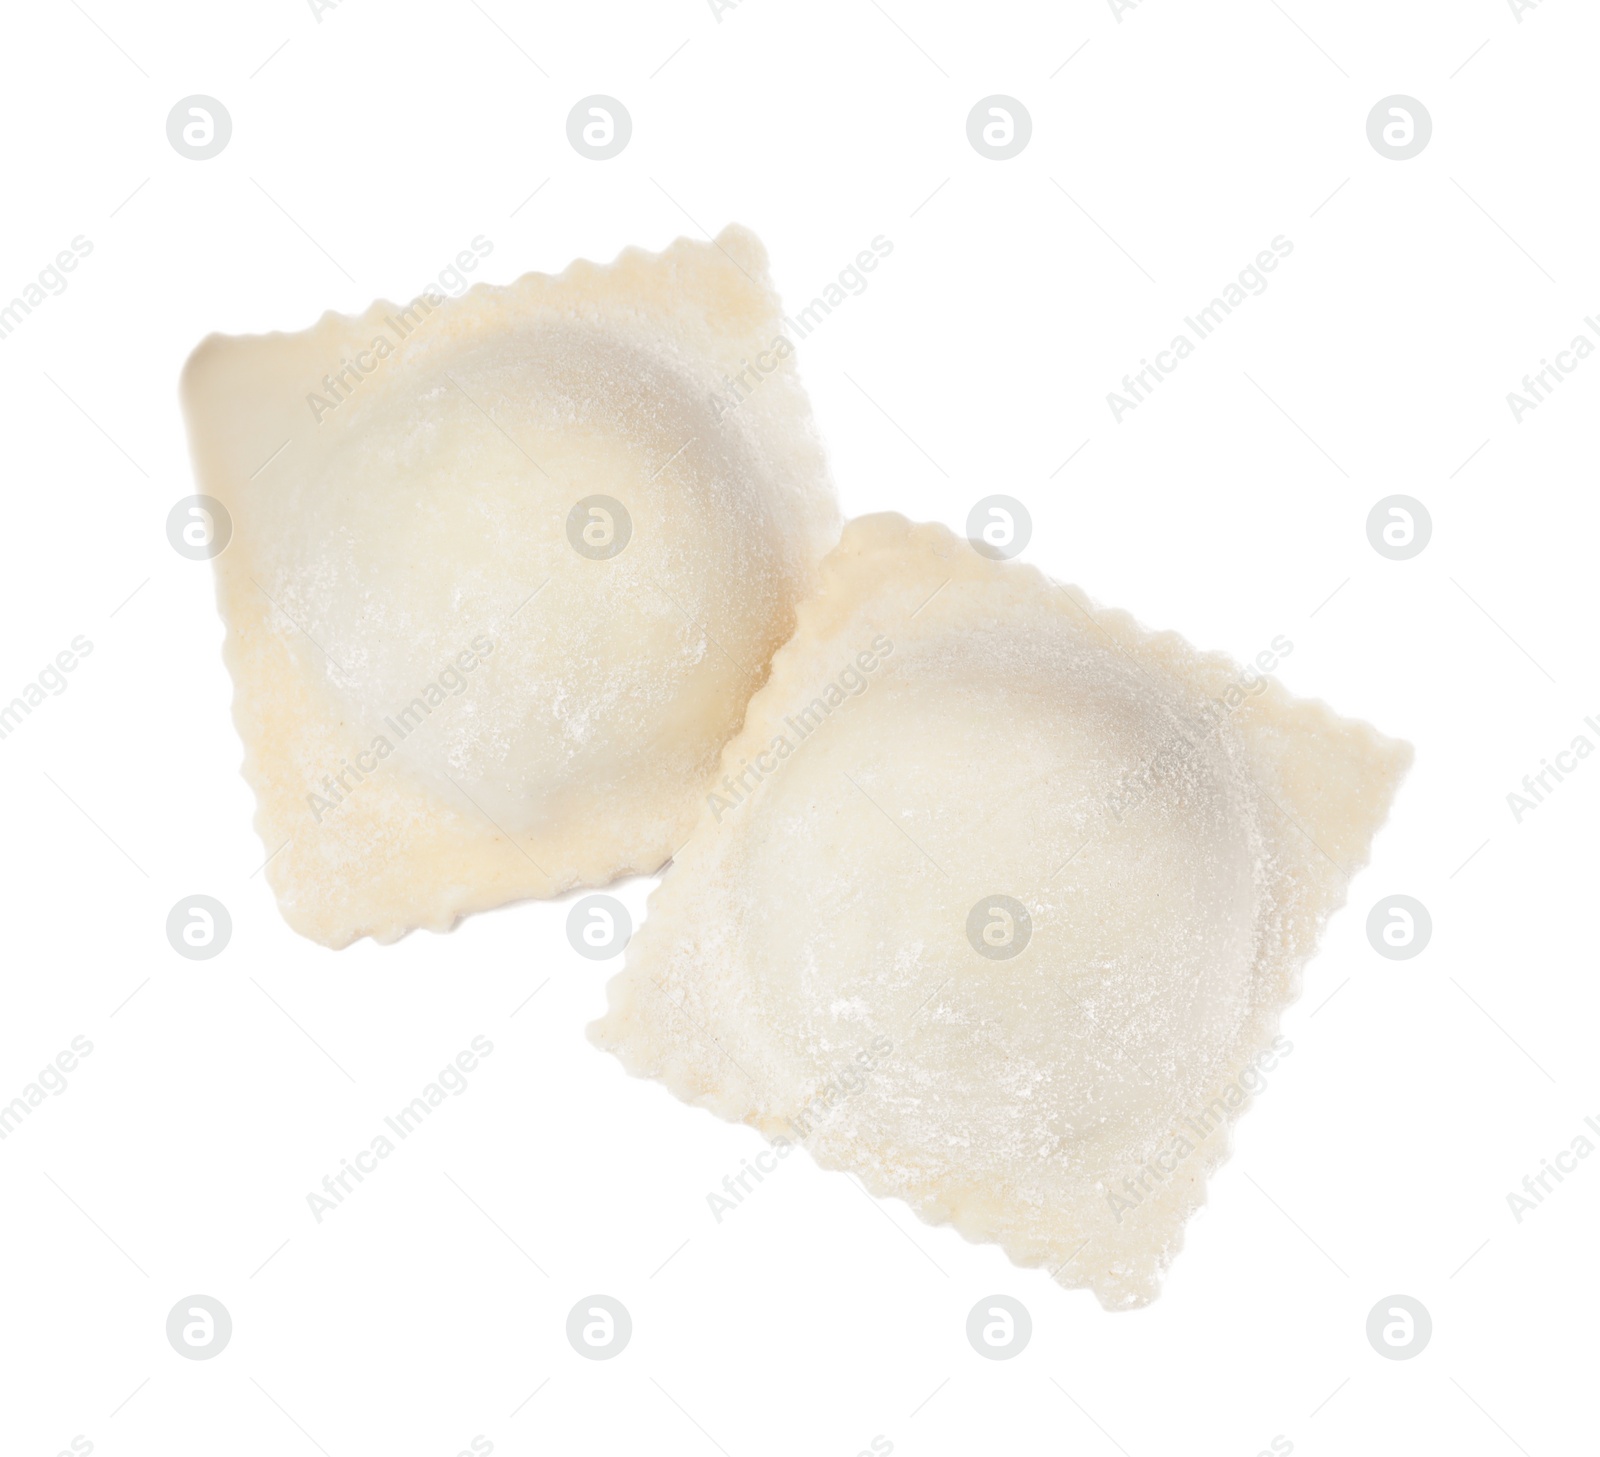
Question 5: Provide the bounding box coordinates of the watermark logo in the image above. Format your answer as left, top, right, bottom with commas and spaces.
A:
1107, 1037, 1292, 1222
708, 336, 793, 420
708, 238, 895, 419
1365, 495, 1430, 560
777, 237, 894, 345
305, 1037, 494, 1223
0, 634, 95, 745
1108, 236, 1294, 421
566, 496, 632, 559
0, 236, 94, 343
1506, 719, 1600, 822
1506, 1115, 1600, 1222
966, 1296, 1031, 1359
166, 96, 232, 160
566, 1296, 631, 1359
304, 238, 495, 424
0, 1035, 95, 1143
1366, 1295, 1431, 1359
306, 635, 496, 824
707, 637, 894, 822
1108, 638, 1294, 823
790, 1038, 893, 1136
166, 1295, 232, 1359
166, 896, 232, 961
1366, 96, 1431, 160
1366, 896, 1431, 960
706, 1139, 795, 1222
704, 1036, 892, 1223
1505, 319, 1600, 422
966, 496, 1031, 560
566, 895, 632, 960
966, 895, 1032, 959
567, 97, 631, 160
966, 97, 1031, 160
167, 495, 232, 560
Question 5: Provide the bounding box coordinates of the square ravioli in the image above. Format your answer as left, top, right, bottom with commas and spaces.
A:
180, 226, 838, 947
593, 513, 1411, 1308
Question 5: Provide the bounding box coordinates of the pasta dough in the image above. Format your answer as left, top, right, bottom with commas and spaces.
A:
592, 514, 1410, 1308
180, 226, 838, 947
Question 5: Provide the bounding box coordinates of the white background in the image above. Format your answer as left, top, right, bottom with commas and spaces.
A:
1, 1, 1595, 1454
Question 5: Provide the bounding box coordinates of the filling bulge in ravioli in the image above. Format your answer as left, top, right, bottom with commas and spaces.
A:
724, 634, 1267, 1128
262, 322, 789, 836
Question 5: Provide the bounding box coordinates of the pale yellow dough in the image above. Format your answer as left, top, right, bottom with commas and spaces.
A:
592, 514, 1410, 1308
181, 226, 838, 947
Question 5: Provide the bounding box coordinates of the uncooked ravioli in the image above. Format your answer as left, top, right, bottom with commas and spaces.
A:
592, 513, 1411, 1308
180, 226, 838, 948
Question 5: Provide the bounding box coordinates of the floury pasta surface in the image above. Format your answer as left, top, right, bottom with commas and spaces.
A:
180, 226, 839, 946
593, 514, 1410, 1308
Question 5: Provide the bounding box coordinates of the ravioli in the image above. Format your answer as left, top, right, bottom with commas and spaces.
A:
180, 226, 838, 947
592, 514, 1410, 1308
